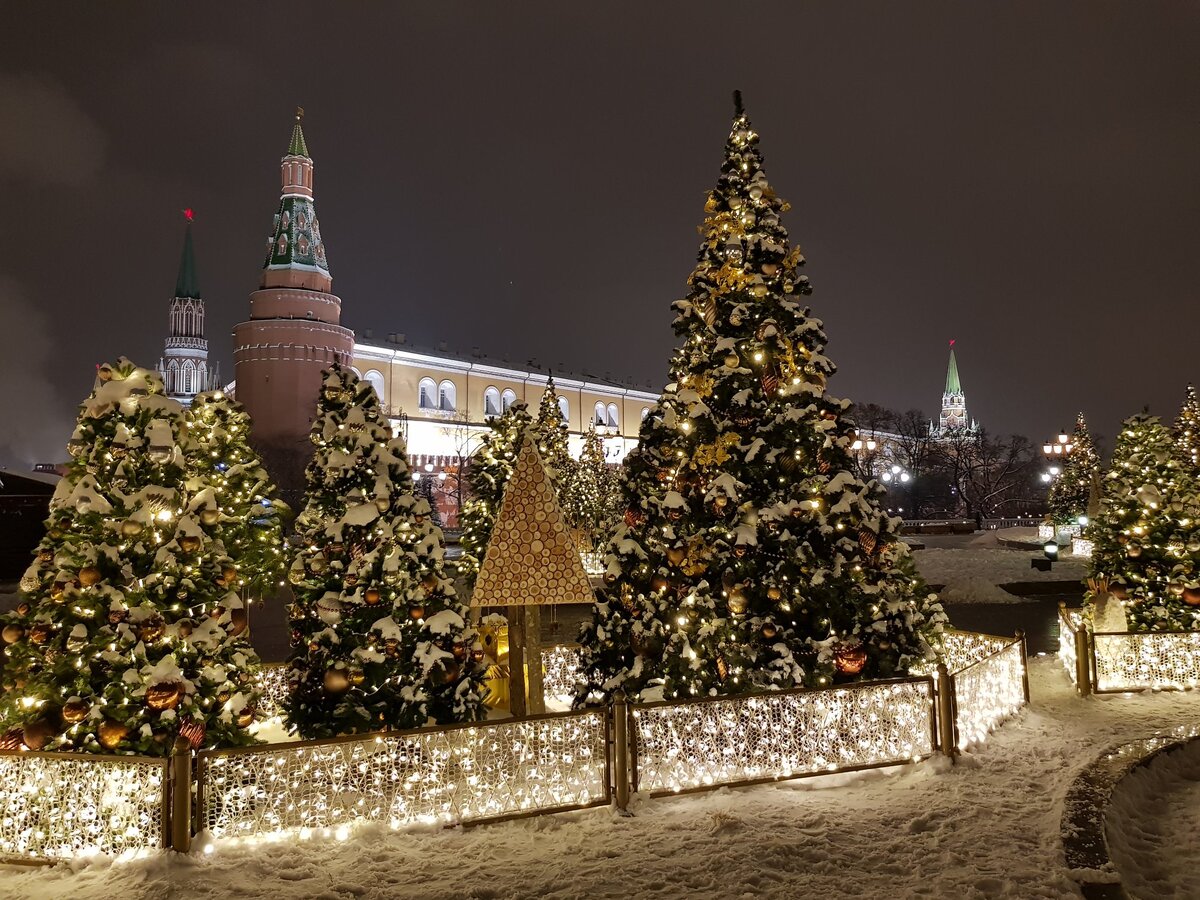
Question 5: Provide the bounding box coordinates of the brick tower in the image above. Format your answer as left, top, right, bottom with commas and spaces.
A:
233, 109, 354, 495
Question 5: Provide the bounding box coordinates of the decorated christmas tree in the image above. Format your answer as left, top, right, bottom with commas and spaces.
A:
457, 402, 532, 589
1088, 413, 1200, 630
561, 425, 621, 544
186, 390, 288, 599
1048, 412, 1101, 526
575, 93, 945, 703
1174, 384, 1200, 472
533, 377, 572, 485
0, 359, 262, 753
286, 364, 484, 737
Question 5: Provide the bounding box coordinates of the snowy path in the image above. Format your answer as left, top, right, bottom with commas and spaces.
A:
1106, 738, 1200, 899
3, 658, 1199, 899
913, 530, 1086, 604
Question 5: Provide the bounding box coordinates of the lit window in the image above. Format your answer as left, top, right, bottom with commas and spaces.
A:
641, 407, 650, 420
594, 401, 606, 426
418, 377, 437, 410
607, 403, 619, 429
365, 369, 386, 405
438, 380, 457, 412
558, 396, 569, 423
484, 387, 501, 417
501, 389, 517, 412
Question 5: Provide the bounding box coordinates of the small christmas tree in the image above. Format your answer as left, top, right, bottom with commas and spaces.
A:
1048, 412, 1101, 526
576, 93, 945, 704
561, 425, 621, 545
533, 378, 572, 484
458, 402, 532, 589
286, 365, 484, 737
1088, 413, 1200, 630
1174, 384, 1200, 472
186, 390, 288, 599
0, 359, 261, 754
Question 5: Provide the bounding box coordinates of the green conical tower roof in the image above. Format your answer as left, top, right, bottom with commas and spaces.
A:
288, 107, 309, 157
175, 217, 200, 299
945, 341, 962, 394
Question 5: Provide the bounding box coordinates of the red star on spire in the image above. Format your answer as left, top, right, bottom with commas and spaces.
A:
183, 208, 194, 222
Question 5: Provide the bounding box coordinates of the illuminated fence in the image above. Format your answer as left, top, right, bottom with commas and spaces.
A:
630, 678, 937, 796
1059, 606, 1200, 693
196, 708, 610, 841
542, 644, 582, 698
0, 750, 167, 863
254, 664, 291, 718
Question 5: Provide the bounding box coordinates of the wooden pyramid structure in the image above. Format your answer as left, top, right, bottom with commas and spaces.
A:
472, 434, 595, 607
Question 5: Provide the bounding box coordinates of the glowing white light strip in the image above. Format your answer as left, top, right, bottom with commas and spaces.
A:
1093, 631, 1200, 692
632, 679, 934, 794
253, 664, 292, 718
0, 753, 165, 861
541, 645, 582, 698
950, 640, 1026, 749
1059, 608, 1081, 687
198, 710, 608, 841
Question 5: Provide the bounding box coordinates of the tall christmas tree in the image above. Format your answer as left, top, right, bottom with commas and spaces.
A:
1088, 413, 1200, 630
0, 360, 262, 753
186, 390, 287, 599
458, 402, 533, 589
1048, 412, 1101, 526
1174, 384, 1200, 472
286, 365, 484, 737
576, 93, 945, 703
561, 425, 621, 544
533, 378, 572, 485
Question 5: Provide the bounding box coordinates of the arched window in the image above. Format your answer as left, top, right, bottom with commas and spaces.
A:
350, 366, 362, 378
418, 377, 437, 410
501, 389, 517, 412
594, 402, 607, 427
558, 396, 569, 423
607, 404, 619, 429
364, 369, 386, 405
484, 386, 501, 417
181, 361, 196, 394
641, 407, 650, 421
438, 380, 457, 412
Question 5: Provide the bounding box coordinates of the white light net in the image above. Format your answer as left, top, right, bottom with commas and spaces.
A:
541, 644, 582, 699
0, 752, 165, 861
198, 710, 609, 840
1093, 631, 1200, 692
1059, 608, 1081, 687
950, 640, 1026, 749
631, 679, 934, 795
253, 664, 291, 718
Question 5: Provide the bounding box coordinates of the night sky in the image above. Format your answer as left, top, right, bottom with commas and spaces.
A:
2, 2, 1197, 466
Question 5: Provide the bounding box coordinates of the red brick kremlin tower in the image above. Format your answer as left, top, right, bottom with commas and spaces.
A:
233, 109, 354, 495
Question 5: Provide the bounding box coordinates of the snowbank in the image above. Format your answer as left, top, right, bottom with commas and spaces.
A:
3, 658, 1199, 898
914, 531, 1085, 604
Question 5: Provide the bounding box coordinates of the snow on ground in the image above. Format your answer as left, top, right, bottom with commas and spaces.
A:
3, 658, 1199, 899
913, 530, 1086, 604
1105, 738, 1200, 899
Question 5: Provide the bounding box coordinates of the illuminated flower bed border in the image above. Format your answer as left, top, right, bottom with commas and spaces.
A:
0, 630, 1028, 863
1059, 605, 1200, 694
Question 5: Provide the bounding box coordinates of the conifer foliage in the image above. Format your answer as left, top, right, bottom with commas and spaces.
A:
1088, 413, 1200, 631
576, 94, 945, 703
1174, 384, 1200, 472
186, 390, 288, 597
0, 359, 262, 753
561, 425, 621, 544
1048, 412, 1101, 526
286, 365, 483, 737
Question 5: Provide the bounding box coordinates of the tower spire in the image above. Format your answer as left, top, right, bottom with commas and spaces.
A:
264, 107, 329, 289
936, 339, 973, 435
158, 210, 211, 405
288, 106, 308, 157
945, 339, 961, 394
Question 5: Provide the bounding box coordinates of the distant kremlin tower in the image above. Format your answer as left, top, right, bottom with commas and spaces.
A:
932, 340, 977, 437
158, 210, 217, 406
232, 109, 354, 480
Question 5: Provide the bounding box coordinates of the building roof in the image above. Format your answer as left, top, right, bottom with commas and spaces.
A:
175, 222, 200, 299
945, 345, 962, 394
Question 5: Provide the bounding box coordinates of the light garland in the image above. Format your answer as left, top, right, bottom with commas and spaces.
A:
0, 752, 165, 861
541, 644, 582, 699
947, 640, 1026, 749
631, 679, 935, 794
1092, 631, 1200, 691
254, 664, 292, 718
197, 709, 608, 842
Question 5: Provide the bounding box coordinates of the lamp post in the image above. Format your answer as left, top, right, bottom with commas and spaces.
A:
850, 434, 878, 480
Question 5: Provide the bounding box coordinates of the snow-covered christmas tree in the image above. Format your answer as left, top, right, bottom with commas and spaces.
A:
286, 364, 484, 737
575, 93, 945, 703
458, 402, 533, 589
1048, 412, 1101, 526
0, 359, 262, 753
1174, 384, 1200, 472
186, 390, 288, 599
561, 425, 621, 546
1088, 413, 1200, 630
533, 378, 572, 485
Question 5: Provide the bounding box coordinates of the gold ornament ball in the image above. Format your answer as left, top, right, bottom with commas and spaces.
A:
364, 588, 382, 605
727, 589, 748, 616
409, 604, 426, 621
62, 699, 90, 724
227, 608, 248, 638
78, 566, 102, 586
22, 718, 57, 751
324, 668, 351, 694
28, 623, 53, 645
200, 509, 221, 526
766, 586, 783, 601
834, 643, 868, 676
145, 681, 184, 711
2, 624, 24, 644
179, 535, 202, 553
236, 707, 255, 728
762, 623, 778, 639
1184, 587, 1200, 607
121, 519, 143, 537
724, 354, 740, 369
1127, 545, 1143, 558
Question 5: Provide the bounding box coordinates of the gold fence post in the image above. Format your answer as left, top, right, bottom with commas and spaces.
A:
1074, 624, 1092, 697
936, 664, 957, 761
1016, 630, 1031, 703
612, 691, 631, 814
170, 736, 192, 853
